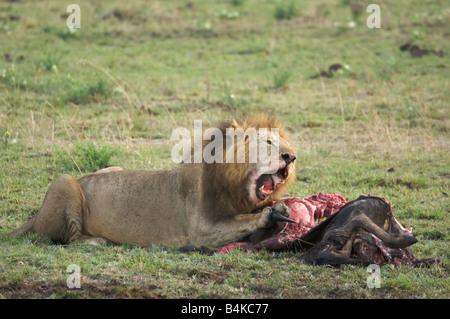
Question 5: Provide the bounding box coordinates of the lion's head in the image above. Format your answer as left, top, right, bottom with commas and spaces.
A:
200, 115, 296, 220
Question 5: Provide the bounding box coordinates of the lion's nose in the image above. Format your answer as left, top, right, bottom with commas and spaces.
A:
281, 153, 296, 164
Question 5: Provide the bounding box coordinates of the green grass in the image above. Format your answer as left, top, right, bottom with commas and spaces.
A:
56, 142, 118, 172
63, 78, 112, 105
0, 0, 449, 299
272, 69, 292, 90
274, 2, 298, 21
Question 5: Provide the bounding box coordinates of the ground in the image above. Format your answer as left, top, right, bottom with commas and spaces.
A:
0, 0, 449, 299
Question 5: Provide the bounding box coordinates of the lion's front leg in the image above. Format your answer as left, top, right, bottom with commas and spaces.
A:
195, 202, 291, 248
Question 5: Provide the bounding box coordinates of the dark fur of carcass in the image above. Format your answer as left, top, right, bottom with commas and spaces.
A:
215, 194, 440, 267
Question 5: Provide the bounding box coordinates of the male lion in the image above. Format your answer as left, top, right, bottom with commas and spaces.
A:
9, 116, 297, 248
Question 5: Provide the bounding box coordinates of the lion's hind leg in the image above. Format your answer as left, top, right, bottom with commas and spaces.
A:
7, 174, 79, 242
9, 174, 112, 246
24, 174, 86, 244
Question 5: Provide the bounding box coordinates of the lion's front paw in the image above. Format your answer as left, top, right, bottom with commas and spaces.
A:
272, 202, 291, 217
259, 206, 274, 228
259, 202, 294, 228
270, 202, 295, 223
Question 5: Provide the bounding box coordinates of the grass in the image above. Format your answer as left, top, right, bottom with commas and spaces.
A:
63, 78, 112, 105
274, 2, 298, 21
272, 69, 292, 90
56, 142, 118, 172
0, 0, 449, 299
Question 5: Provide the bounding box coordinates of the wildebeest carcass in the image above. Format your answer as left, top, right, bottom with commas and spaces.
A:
271, 195, 440, 267
186, 194, 441, 267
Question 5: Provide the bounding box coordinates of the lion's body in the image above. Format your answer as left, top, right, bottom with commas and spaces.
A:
9, 116, 297, 248
79, 168, 191, 246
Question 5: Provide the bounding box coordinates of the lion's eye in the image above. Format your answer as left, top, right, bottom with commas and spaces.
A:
266, 140, 272, 145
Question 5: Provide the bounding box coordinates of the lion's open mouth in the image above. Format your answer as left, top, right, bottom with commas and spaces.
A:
255, 163, 291, 201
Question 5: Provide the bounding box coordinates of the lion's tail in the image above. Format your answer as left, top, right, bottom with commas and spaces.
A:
6, 216, 36, 238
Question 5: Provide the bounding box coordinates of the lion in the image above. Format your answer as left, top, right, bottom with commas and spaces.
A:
8, 115, 297, 248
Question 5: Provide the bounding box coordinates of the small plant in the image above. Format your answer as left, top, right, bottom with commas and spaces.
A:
57, 142, 117, 172
63, 78, 112, 105
231, 0, 245, 6
339, 0, 352, 6
274, 2, 297, 20
216, 9, 240, 19
0, 66, 27, 89
41, 54, 61, 72
217, 82, 249, 110
2, 129, 12, 147
43, 25, 80, 40
272, 69, 292, 90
